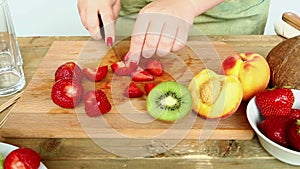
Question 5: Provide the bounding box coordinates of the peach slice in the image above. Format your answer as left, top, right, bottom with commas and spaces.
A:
221, 53, 270, 101
188, 69, 243, 119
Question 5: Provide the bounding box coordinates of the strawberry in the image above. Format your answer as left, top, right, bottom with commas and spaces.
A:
144, 83, 158, 95
131, 67, 154, 82
111, 61, 137, 76
123, 82, 144, 98
287, 119, 300, 151
288, 109, 300, 122
255, 88, 294, 117
4, 148, 41, 169
84, 90, 111, 117
146, 59, 164, 76
51, 78, 84, 108
55, 61, 83, 81
83, 65, 108, 82
259, 116, 289, 147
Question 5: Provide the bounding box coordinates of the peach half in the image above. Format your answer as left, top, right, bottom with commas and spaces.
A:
188, 69, 243, 119
221, 53, 270, 101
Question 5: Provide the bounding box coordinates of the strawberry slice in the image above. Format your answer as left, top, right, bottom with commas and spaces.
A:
255, 88, 294, 118
4, 148, 41, 169
131, 67, 154, 82
111, 61, 137, 76
55, 61, 83, 81
83, 65, 108, 82
84, 90, 112, 117
146, 59, 164, 76
123, 82, 144, 98
144, 83, 158, 95
51, 79, 84, 108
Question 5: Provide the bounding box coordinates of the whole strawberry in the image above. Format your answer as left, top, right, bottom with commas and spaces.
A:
287, 119, 300, 151
259, 116, 289, 147
4, 148, 41, 169
255, 88, 294, 117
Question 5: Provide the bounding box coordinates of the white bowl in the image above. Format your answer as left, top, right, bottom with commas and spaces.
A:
246, 89, 300, 166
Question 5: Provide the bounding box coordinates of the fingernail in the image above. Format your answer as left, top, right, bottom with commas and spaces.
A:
107, 37, 113, 46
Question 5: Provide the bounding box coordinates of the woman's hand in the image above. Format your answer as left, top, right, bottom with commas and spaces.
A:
77, 0, 121, 45
126, 0, 224, 64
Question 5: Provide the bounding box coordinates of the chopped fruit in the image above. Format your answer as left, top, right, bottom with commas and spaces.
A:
84, 90, 112, 117
111, 61, 137, 76
131, 67, 154, 82
259, 116, 289, 147
4, 148, 41, 169
83, 65, 108, 82
255, 88, 294, 118
287, 119, 300, 151
51, 79, 84, 108
123, 82, 144, 98
55, 61, 83, 81
146, 59, 164, 76
144, 83, 158, 95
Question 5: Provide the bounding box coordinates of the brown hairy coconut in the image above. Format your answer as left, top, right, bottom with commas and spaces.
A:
266, 36, 300, 89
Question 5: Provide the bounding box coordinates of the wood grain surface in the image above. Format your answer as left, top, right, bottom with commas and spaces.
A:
1, 39, 254, 140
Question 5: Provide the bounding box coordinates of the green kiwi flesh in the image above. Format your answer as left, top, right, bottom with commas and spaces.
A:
146, 81, 192, 122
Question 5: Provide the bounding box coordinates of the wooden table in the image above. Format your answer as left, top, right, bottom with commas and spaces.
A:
1, 35, 299, 169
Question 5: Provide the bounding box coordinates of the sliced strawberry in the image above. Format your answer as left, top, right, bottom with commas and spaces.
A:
146, 59, 164, 76
111, 61, 137, 76
144, 83, 158, 95
255, 88, 294, 118
55, 61, 83, 81
83, 65, 108, 82
131, 67, 154, 82
84, 90, 112, 117
4, 148, 41, 169
123, 82, 144, 98
51, 79, 84, 108
259, 116, 289, 147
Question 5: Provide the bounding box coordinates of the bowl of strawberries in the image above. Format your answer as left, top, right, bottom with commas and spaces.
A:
247, 88, 300, 166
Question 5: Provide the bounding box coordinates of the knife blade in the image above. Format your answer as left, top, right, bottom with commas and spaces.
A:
98, 14, 122, 61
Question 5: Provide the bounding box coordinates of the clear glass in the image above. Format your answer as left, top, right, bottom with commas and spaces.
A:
0, 0, 25, 96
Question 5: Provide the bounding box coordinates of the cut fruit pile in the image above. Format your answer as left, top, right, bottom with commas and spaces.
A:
255, 88, 300, 152
51, 59, 192, 122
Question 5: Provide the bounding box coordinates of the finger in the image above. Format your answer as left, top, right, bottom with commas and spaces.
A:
142, 20, 164, 58
112, 0, 121, 19
100, 9, 116, 46
156, 21, 178, 57
127, 13, 150, 65
171, 22, 190, 52
85, 7, 102, 40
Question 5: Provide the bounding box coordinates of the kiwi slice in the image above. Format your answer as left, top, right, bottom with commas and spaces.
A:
146, 81, 192, 122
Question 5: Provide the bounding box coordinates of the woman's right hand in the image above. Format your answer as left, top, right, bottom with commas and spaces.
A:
77, 0, 121, 45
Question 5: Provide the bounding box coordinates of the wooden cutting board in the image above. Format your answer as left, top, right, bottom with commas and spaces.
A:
0, 39, 254, 140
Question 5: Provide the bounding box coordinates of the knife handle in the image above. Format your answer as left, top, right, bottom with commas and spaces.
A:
282, 12, 300, 31
98, 14, 105, 39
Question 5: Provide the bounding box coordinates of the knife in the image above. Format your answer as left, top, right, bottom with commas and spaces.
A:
98, 14, 122, 61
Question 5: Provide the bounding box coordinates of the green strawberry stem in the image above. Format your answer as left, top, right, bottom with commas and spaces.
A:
297, 119, 300, 134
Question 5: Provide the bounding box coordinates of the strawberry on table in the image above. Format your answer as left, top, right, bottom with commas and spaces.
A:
287, 118, 300, 151
84, 90, 112, 117
83, 65, 108, 82
55, 61, 83, 81
123, 82, 144, 98
144, 83, 158, 95
259, 116, 289, 147
111, 61, 137, 76
255, 88, 294, 117
131, 67, 154, 82
4, 148, 41, 169
146, 59, 164, 76
51, 79, 84, 108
